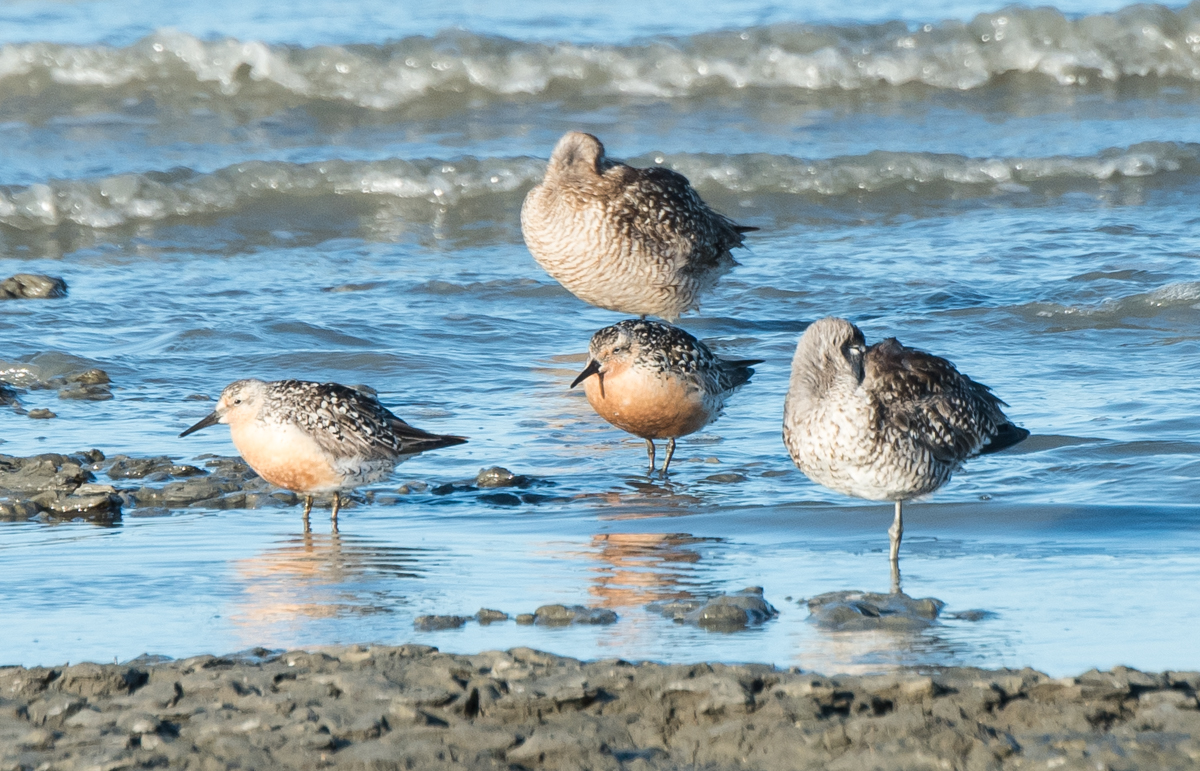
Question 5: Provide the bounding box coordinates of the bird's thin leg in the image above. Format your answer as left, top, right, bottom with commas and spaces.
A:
888, 500, 904, 565
645, 439, 656, 475
302, 495, 313, 533
331, 492, 341, 530
890, 557, 902, 595
661, 438, 677, 477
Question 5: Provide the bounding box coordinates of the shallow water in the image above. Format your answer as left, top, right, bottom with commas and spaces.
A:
1, 0, 1198, 675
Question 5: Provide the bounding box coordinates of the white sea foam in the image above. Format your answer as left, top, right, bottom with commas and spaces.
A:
2, 4, 1200, 112
0, 143, 1195, 231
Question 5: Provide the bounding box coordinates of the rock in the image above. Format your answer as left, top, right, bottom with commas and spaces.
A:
56, 369, 113, 400
58, 663, 147, 697
702, 472, 747, 484
515, 614, 535, 625
0, 274, 67, 299
0, 453, 93, 494
57, 383, 112, 401
28, 408, 56, 419
17, 728, 55, 749
476, 609, 509, 625
125, 456, 274, 510
0, 498, 41, 520
71, 369, 109, 385
105, 455, 207, 480
0, 352, 105, 390
33, 491, 121, 518
805, 590, 946, 631
0, 384, 19, 406
413, 615, 469, 631
532, 604, 617, 626
476, 467, 520, 488
649, 587, 779, 631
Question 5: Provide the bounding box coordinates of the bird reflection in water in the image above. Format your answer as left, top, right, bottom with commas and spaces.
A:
584, 532, 718, 609
230, 530, 431, 643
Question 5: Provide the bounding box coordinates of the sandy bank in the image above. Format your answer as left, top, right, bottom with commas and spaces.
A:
2, 644, 1197, 770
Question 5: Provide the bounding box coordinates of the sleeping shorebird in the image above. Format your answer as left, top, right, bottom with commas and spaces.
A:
521, 131, 756, 321
180, 379, 466, 529
783, 317, 1028, 577
571, 319, 761, 476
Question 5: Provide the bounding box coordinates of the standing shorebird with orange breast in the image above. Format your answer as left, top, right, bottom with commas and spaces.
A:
522, 131, 756, 321
571, 319, 762, 476
181, 379, 466, 529
783, 317, 1028, 580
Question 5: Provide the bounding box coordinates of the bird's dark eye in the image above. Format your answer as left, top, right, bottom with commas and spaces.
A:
234, 398, 242, 404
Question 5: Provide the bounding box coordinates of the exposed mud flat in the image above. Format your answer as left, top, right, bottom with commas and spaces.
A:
1, 644, 1197, 771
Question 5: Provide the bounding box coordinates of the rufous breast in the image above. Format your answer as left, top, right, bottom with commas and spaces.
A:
230, 420, 344, 493
583, 363, 712, 440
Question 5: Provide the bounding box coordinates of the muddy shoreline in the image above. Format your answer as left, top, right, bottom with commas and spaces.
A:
1, 644, 1197, 770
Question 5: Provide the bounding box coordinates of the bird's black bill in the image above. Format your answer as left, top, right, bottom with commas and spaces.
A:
570, 359, 601, 389
179, 411, 221, 437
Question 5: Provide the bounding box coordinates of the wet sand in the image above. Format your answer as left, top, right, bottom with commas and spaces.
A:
2, 644, 1197, 770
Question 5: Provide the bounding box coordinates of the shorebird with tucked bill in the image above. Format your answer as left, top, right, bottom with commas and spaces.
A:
180, 379, 466, 529
521, 131, 756, 321
571, 319, 762, 476
783, 317, 1028, 579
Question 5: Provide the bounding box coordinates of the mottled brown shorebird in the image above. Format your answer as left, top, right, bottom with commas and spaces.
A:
181, 379, 466, 528
783, 317, 1028, 574
572, 319, 761, 476
521, 131, 756, 321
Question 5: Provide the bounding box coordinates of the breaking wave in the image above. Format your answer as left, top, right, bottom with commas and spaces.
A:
1, 142, 1196, 231
2, 2, 1200, 114
1026, 281, 1200, 318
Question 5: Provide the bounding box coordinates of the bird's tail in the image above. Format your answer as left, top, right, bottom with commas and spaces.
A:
391, 419, 468, 453
980, 423, 1030, 455
721, 359, 765, 390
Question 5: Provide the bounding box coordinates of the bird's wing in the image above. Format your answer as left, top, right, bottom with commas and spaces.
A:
609, 166, 751, 269
280, 381, 465, 460
863, 339, 1023, 463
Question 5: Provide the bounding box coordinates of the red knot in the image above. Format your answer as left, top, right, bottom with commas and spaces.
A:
783, 317, 1028, 580
571, 319, 761, 476
522, 131, 757, 321
181, 379, 466, 528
